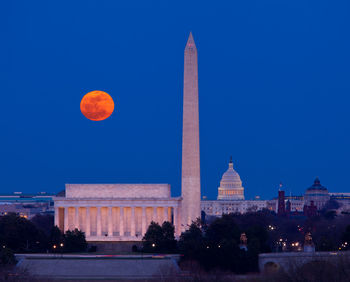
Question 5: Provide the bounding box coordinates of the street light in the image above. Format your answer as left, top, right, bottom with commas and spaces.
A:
59, 243, 64, 257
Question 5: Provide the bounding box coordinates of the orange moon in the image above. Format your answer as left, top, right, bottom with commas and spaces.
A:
80, 91, 115, 121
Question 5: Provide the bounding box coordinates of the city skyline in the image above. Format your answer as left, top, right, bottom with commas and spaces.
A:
2, 1, 350, 200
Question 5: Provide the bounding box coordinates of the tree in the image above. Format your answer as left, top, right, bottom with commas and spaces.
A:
205, 214, 240, 245
0, 248, 16, 265
49, 226, 64, 252
202, 214, 248, 272
31, 214, 54, 237
178, 221, 204, 261
64, 229, 87, 252
160, 221, 177, 253
0, 213, 46, 252
142, 221, 163, 252
178, 213, 273, 273
341, 225, 350, 250
142, 221, 177, 253
321, 200, 340, 213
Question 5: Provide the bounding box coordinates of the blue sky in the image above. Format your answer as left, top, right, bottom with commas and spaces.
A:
1, 1, 350, 199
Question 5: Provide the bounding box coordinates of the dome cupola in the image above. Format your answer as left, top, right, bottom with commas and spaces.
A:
304, 177, 330, 210
217, 157, 245, 200
306, 177, 327, 192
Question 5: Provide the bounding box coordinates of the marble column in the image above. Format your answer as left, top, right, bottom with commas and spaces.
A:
119, 207, 124, 236
97, 207, 102, 237
64, 207, 69, 232
141, 207, 146, 236
131, 207, 135, 237
153, 207, 157, 223
173, 206, 178, 235
54, 207, 59, 227
75, 207, 79, 230
86, 207, 90, 237
108, 207, 113, 236
164, 206, 169, 223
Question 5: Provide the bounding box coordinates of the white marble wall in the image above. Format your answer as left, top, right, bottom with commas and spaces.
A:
201, 200, 268, 216
66, 184, 171, 199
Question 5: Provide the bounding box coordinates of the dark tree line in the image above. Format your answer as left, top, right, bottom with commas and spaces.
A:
142, 215, 270, 273
0, 213, 87, 260
142, 208, 350, 274
178, 215, 270, 273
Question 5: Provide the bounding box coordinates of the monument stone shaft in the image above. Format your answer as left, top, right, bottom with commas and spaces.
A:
181, 32, 201, 229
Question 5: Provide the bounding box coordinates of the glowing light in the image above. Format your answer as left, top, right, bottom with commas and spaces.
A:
80, 90, 115, 121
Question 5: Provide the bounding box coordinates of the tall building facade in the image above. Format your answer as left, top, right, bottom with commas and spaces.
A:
181, 32, 201, 229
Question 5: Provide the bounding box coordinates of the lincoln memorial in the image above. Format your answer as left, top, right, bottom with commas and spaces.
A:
54, 184, 182, 241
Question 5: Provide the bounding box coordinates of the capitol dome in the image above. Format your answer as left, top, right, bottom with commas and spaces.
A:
217, 157, 245, 200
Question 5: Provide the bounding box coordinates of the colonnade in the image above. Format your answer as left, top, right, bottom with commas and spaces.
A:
55, 205, 179, 239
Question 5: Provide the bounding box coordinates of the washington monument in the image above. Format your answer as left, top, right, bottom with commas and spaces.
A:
181, 32, 201, 229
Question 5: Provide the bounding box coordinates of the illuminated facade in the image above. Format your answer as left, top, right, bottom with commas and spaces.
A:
54, 184, 181, 241
201, 199, 267, 216
217, 157, 244, 200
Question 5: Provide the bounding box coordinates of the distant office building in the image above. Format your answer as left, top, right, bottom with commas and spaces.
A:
0, 192, 54, 219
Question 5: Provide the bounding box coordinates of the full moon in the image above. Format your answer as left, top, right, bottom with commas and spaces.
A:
80, 90, 115, 121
